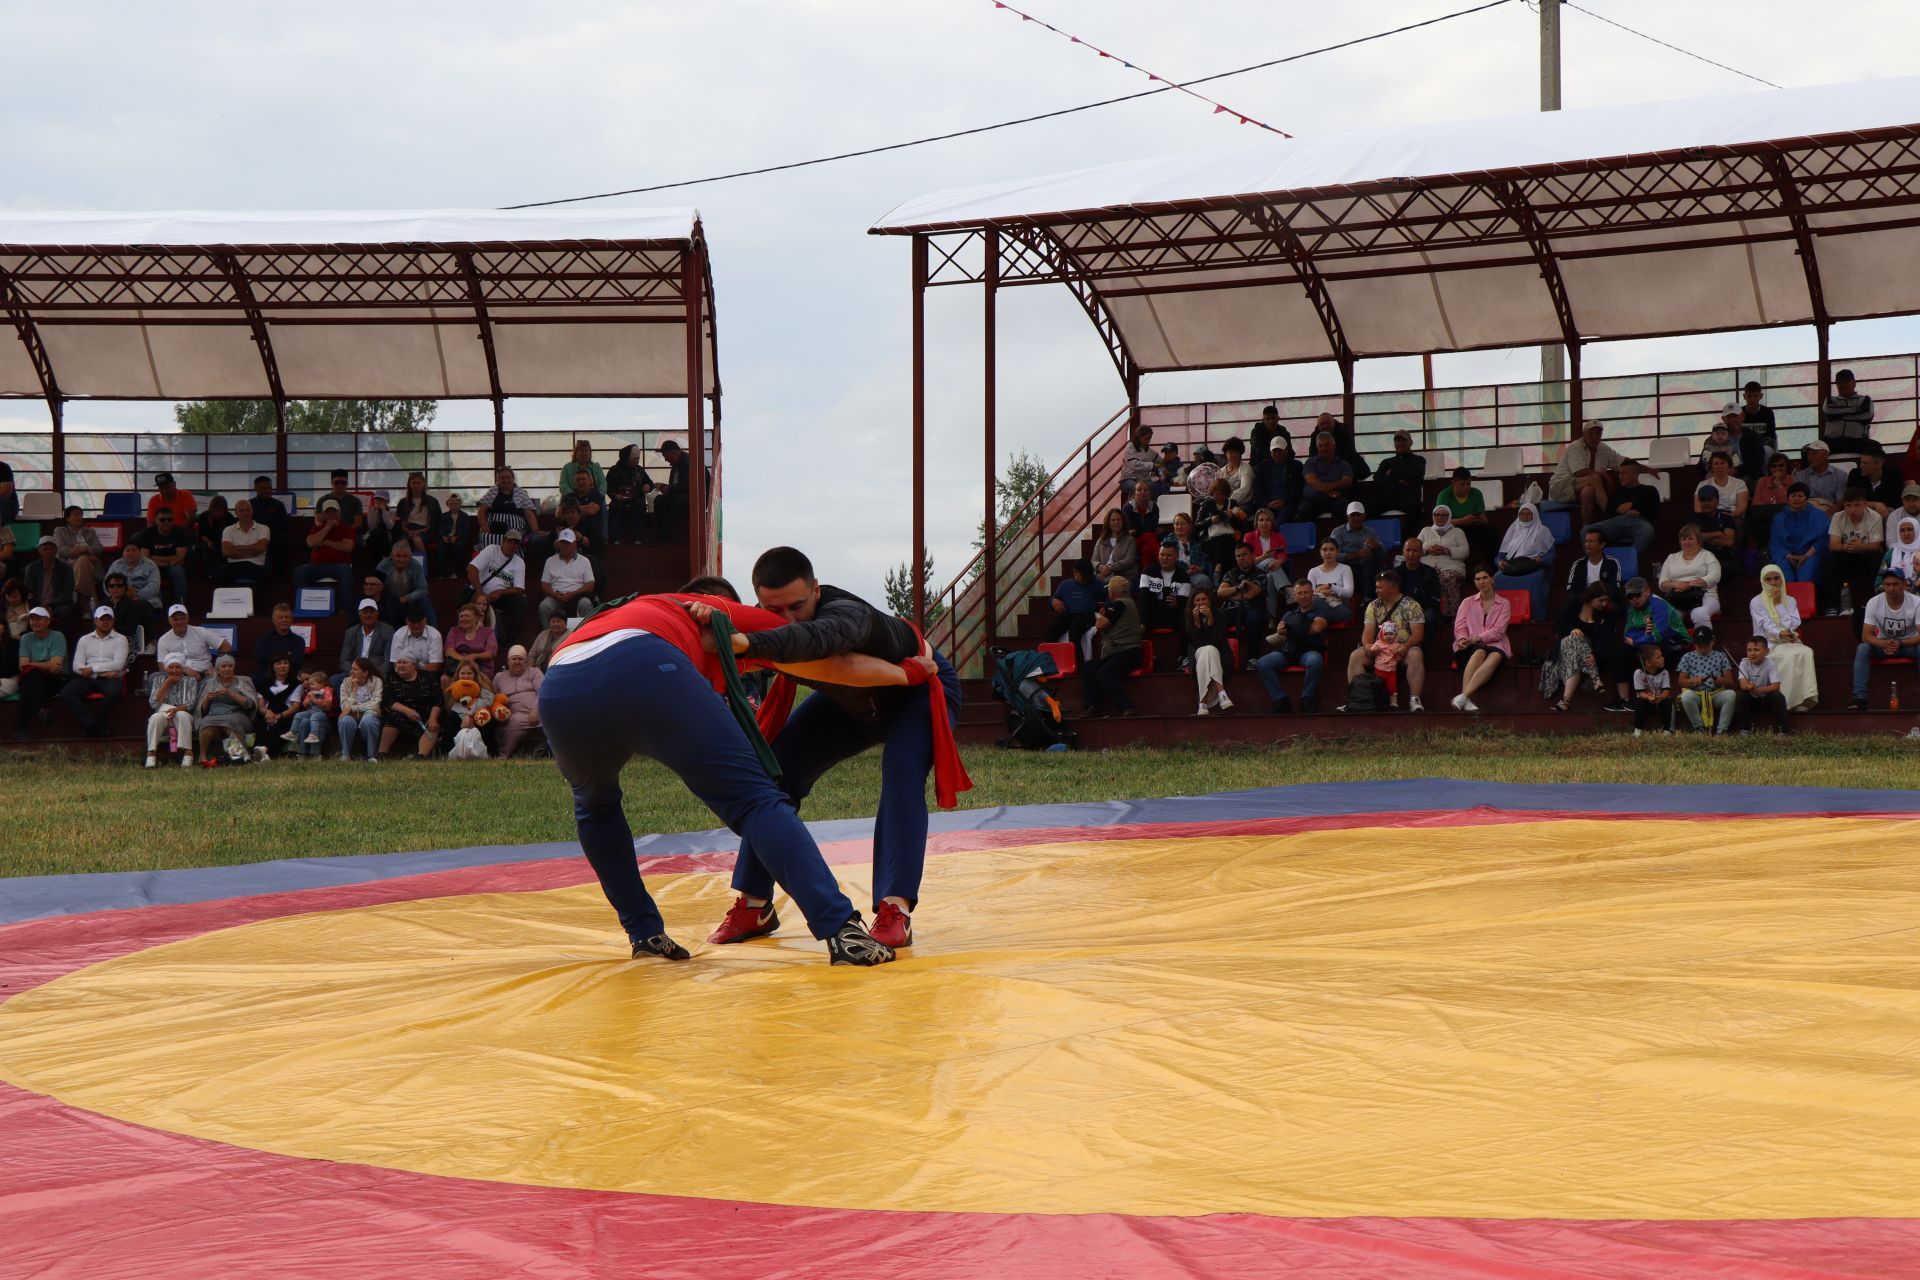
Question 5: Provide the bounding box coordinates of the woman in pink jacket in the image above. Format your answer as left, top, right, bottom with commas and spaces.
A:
1450, 566, 1512, 713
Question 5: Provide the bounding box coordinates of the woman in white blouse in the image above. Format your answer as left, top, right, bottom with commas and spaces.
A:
1417, 503, 1470, 616
1307, 538, 1355, 624
1657, 524, 1722, 629
1220, 438, 1255, 507
1702, 451, 1749, 520
1750, 564, 1818, 710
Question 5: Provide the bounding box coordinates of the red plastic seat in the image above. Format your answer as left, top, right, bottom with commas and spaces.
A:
1785, 581, 1815, 618
1495, 588, 1533, 625
1037, 641, 1077, 678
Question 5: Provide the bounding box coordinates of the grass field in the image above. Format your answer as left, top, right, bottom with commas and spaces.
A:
4, 731, 1917, 880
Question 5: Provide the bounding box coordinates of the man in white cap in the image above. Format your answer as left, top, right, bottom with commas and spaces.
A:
1330, 500, 1387, 603
1792, 439, 1847, 513
61, 605, 130, 736
145, 654, 200, 768
467, 525, 528, 643
336, 596, 395, 695
11, 606, 66, 740
156, 605, 229, 676
538, 528, 598, 627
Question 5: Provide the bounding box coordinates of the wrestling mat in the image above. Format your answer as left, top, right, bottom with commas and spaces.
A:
3, 781, 1918, 1278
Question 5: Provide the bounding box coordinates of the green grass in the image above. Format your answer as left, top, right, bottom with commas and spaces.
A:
4, 732, 1918, 879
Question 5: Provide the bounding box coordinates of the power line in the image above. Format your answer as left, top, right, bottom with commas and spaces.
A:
1561, 2, 1780, 88
502, 0, 1516, 209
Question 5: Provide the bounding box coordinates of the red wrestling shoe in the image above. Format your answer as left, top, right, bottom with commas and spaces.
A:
707, 896, 780, 944
869, 900, 913, 948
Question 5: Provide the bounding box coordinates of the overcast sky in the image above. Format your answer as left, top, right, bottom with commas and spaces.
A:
4, 0, 1919, 603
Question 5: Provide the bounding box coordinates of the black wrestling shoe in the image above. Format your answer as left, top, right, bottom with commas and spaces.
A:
826, 914, 897, 967
632, 934, 692, 961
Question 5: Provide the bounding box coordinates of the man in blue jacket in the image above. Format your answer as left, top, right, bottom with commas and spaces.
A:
1769, 482, 1830, 584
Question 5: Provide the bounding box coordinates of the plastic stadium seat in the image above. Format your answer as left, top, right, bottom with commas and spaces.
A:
1159, 492, 1192, 523
1496, 588, 1533, 625
1540, 509, 1573, 544
1786, 581, 1815, 618
1275, 522, 1315, 553
1647, 473, 1672, 501
292, 587, 335, 618
1038, 641, 1077, 678
19, 490, 60, 520
1647, 436, 1695, 469
1610, 548, 1639, 582
1129, 638, 1154, 677
5, 522, 38, 553
101, 491, 140, 519
1473, 480, 1503, 511
290, 623, 318, 654
1480, 447, 1522, 477
1364, 517, 1402, 549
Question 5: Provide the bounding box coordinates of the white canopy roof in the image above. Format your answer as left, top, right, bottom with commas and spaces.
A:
874, 77, 1920, 371
0, 208, 715, 403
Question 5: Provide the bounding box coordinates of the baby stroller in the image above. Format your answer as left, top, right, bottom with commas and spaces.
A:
990, 648, 1077, 751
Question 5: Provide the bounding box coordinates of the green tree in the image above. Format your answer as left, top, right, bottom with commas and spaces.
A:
972, 449, 1054, 556
174, 399, 438, 433
884, 551, 944, 623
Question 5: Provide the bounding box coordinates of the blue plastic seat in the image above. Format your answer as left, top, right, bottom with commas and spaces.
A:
101, 491, 140, 519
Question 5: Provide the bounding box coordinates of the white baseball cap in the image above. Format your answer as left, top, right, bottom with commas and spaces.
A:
167, 603, 188, 616
93, 605, 114, 619
26, 606, 50, 619
163, 653, 186, 669
556, 528, 577, 544
1345, 501, 1366, 516
358, 597, 380, 612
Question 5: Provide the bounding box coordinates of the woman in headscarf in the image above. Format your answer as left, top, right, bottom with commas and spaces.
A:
1883, 515, 1920, 587
195, 653, 260, 765
1750, 564, 1818, 710
1494, 501, 1557, 620
1417, 503, 1469, 616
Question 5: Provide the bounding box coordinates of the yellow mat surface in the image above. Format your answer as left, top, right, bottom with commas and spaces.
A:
4, 819, 1919, 1220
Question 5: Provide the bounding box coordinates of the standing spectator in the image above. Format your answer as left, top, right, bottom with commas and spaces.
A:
256, 654, 299, 755
1736, 635, 1791, 734
1215, 542, 1269, 653
1048, 559, 1102, 651
605, 445, 651, 544
0, 523, 16, 584
293, 501, 357, 608
1296, 430, 1355, 522
1550, 420, 1624, 526
101, 572, 155, 651
218, 499, 272, 587
135, 508, 193, 604
1769, 483, 1828, 585
1821, 368, 1875, 451
1675, 626, 1737, 734
1450, 566, 1510, 712
1581, 458, 1661, 557
1306, 538, 1355, 623
443, 602, 499, 681
253, 602, 307, 682
11, 607, 65, 739
143, 656, 199, 768
1623, 576, 1692, 670
336, 656, 385, 761
1259, 436, 1303, 519
378, 655, 443, 759
1850, 568, 1920, 710
1312, 412, 1371, 480
476, 466, 540, 550
51, 506, 105, 606
433, 493, 479, 578
393, 473, 441, 558
1792, 440, 1846, 512
1701, 451, 1749, 520
1719, 404, 1767, 483
1846, 445, 1904, 517
23, 536, 77, 628
157, 604, 229, 675
1135, 542, 1193, 632
467, 526, 528, 643
1751, 566, 1819, 711
1079, 575, 1143, 718
1342, 569, 1425, 712
1090, 508, 1138, 586
1331, 502, 1386, 603
286, 667, 336, 759
59, 606, 128, 737
389, 604, 444, 678
247, 476, 290, 569
1565, 528, 1624, 614
1183, 587, 1234, 716
1742, 380, 1778, 447
1370, 430, 1427, 515
193, 495, 234, 576
1396, 538, 1446, 625
1884, 515, 1920, 587
1116, 424, 1156, 499
1822, 487, 1885, 615
375, 539, 435, 627
1746, 454, 1796, 548
337, 597, 395, 688
195, 655, 259, 763
559, 440, 606, 499
494, 644, 545, 756
538, 529, 598, 626
1193, 479, 1245, 574
1418, 504, 1470, 616
1658, 525, 1723, 630
1630, 644, 1675, 736
529, 611, 570, 671
145, 472, 197, 527
106, 538, 161, 611
654, 439, 698, 540
1250, 405, 1283, 464
320, 470, 364, 532
1258, 578, 1333, 713
564, 469, 608, 548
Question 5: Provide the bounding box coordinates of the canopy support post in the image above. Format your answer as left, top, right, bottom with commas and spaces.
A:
215, 253, 293, 488
1488, 180, 1581, 441
0, 266, 64, 489
1569, 340, 1585, 438
683, 244, 709, 575
456, 251, 509, 475
982, 227, 1000, 647
1242, 204, 1358, 433
1340, 359, 1356, 434
911, 234, 929, 628
273, 398, 288, 491
1759, 150, 1833, 414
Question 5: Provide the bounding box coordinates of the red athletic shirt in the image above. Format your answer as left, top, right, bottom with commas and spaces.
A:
554, 593, 787, 692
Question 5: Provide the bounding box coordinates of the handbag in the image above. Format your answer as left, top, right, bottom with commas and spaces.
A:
1667, 586, 1706, 612
1501, 556, 1543, 576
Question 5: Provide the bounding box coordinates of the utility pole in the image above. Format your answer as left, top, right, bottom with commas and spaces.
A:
1539, 0, 1565, 405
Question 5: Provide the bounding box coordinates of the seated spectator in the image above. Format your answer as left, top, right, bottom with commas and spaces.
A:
653, 440, 694, 540
494, 645, 545, 757
560, 439, 607, 499
1675, 625, 1737, 734
101, 572, 155, 651
1450, 566, 1510, 713
51, 506, 105, 606
217, 499, 272, 587
337, 596, 395, 692
1183, 587, 1234, 716
1437, 467, 1497, 563
1630, 643, 1675, 736
552, 497, 595, 557
1551, 419, 1625, 525
146, 471, 197, 527
107, 540, 162, 609
1742, 381, 1779, 447
157, 604, 229, 675
466, 525, 527, 644
1258, 436, 1302, 518
1701, 450, 1749, 522
1048, 558, 1103, 651
389, 604, 444, 678
1822, 486, 1885, 615
538, 529, 598, 626
144, 655, 200, 768
1541, 584, 1622, 712
1847, 444, 1903, 516
477, 465, 539, 550
1769, 483, 1828, 584
362, 491, 398, 562
1343, 569, 1425, 712
193, 494, 234, 576
565, 467, 609, 548
1658, 525, 1723, 630
444, 658, 497, 754
1214, 542, 1269, 652
1313, 412, 1372, 480
1090, 508, 1137, 587
1078, 575, 1143, 718
376, 538, 435, 627
1306, 538, 1354, 624
294, 501, 358, 609
1751, 566, 1819, 710
1792, 440, 1846, 512
1565, 528, 1623, 614
1417, 504, 1470, 615
1581, 458, 1660, 557
1218, 437, 1255, 511
1245, 508, 1292, 616
23, 535, 77, 628
1821, 367, 1875, 452
1688, 484, 1739, 575
0, 457, 12, 525
1850, 569, 1920, 710
1121, 479, 1160, 538
360, 572, 403, 629
604, 445, 652, 544
59, 605, 128, 738
1370, 430, 1427, 515
1745, 453, 1797, 549
433, 493, 479, 579
1, 577, 23, 639
1193, 480, 1245, 573
1331, 502, 1386, 603
254, 602, 307, 682
1494, 501, 1555, 617
1153, 442, 1187, 500
443, 603, 499, 682
0, 524, 16, 584
320, 469, 364, 533
1296, 430, 1355, 522
1136, 542, 1192, 632
286, 667, 336, 759
393, 473, 442, 558
528, 611, 570, 671
1696, 421, 1734, 469
1397, 538, 1445, 626
247, 476, 291, 568
135, 508, 193, 604
336, 656, 385, 762
379, 655, 443, 758
1164, 511, 1212, 589
1885, 515, 1920, 587
257, 654, 300, 756
1736, 635, 1790, 735
1258, 578, 1333, 713
1623, 576, 1691, 671
195, 655, 259, 764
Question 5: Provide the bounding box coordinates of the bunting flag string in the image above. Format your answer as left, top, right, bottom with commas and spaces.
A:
989, 1, 1290, 136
